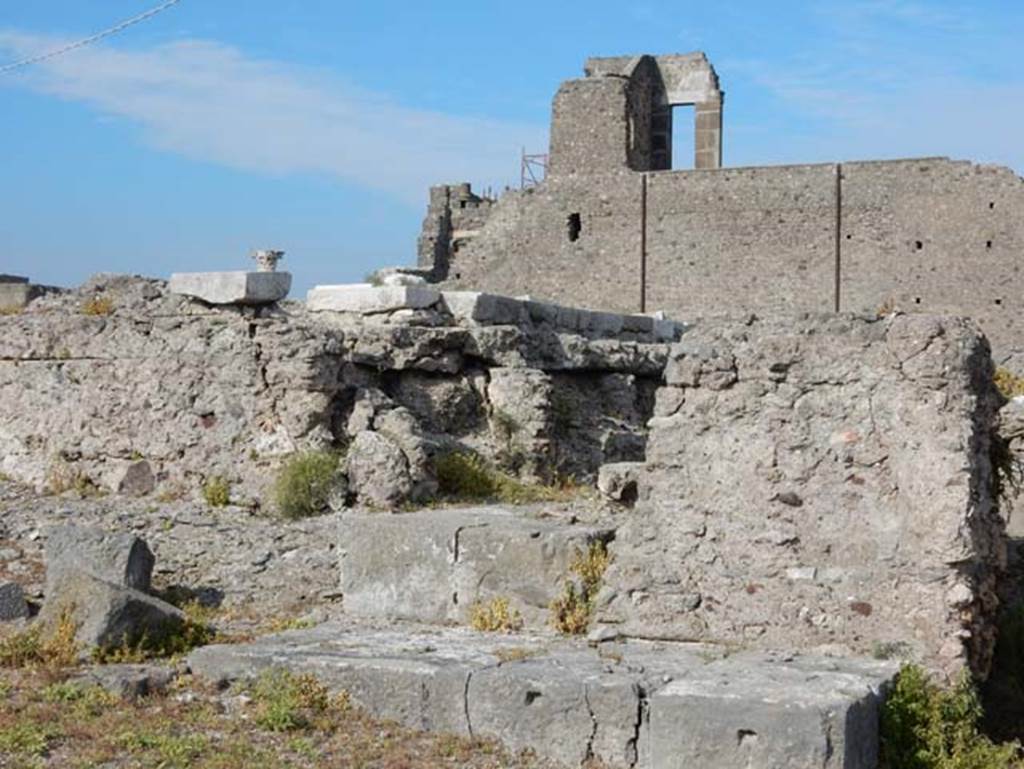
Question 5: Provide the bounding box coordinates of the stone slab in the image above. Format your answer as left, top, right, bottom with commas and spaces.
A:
307, 284, 440, 314
339, 507, 612, 627
169, 271, 291, 305
187, 621, 896, 769
441, 291, 528, 325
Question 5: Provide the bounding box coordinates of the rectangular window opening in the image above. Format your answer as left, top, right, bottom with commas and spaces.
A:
671, 105, 695, 170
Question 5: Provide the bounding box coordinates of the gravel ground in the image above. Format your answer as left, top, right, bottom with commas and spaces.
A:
0, 480, 341, 633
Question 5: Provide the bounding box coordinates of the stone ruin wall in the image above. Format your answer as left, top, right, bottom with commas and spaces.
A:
428, 158, 1024, 367
596, 313, 1005, 679
0, 274, 1011, 678
0, 275, 666, 506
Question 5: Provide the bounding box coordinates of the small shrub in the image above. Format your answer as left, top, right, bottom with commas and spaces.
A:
81, 296, 114, 316
93, 601, 215, 663
201, 476, 230, 507
250, 669, 343, 732
469, 597, 523, 633
434, 451, 574, 505
271, 451, 342, 519
117, 730, 210, 765
996, 368, 1024, 400
880, 664, 1021, 769
549, 541, 611, 635
0, 721, 54, 758
0, 305, 22, 316
0, 608, 79, 670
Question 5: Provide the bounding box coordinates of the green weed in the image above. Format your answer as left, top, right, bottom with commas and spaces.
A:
271, 450, 342, 519
880, 664, 1021, 769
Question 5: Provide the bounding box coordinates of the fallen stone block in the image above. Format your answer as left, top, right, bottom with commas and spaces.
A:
41, 571, 185, 651
441, 291, 527, 325
45, 525, 155, 594
339, 507, 612, 627
0, 581, 29, 621
307, 284, 440, 314
169, 271, 291, 305
649, 653, 891, 769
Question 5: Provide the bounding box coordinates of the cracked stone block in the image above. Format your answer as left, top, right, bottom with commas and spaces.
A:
648, 653, 891, 769
338, 507, 611, 627
306, 284, 440, 314
169, 271, 291, 305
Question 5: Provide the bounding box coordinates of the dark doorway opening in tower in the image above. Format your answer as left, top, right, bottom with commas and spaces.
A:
671, 105, 695, 170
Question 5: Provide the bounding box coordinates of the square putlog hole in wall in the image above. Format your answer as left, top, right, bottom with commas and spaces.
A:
567, 212, 582, 242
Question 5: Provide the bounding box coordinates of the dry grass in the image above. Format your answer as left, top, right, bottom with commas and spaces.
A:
549, 541, 611, 635
433, 452, 580, 505
0, 667, 553, 768
0, 609, 79, 672
80, 296, 114, 316
996, 368, 1024, 400
469, 597, 523, 633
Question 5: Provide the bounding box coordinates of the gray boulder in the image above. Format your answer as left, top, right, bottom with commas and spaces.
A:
0, 581, 29, 621
45, 525, 154, 594
346, 430, 414, 509
597, 462, 643, 505
41, 571, 185, 651
117, 460, 155, 496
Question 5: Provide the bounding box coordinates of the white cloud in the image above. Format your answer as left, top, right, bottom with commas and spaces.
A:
0, 32, 547, 204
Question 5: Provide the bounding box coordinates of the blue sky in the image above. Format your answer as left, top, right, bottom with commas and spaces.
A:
1, 1, 1022, 294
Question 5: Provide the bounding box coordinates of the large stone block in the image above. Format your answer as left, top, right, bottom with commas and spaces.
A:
339, 507, 611, 627
188, 622, 897, 769
45, 526, 155, 595
649, 654, 891, 769
441, 291, 527, 325
41, 571, 185, 651
600, 314, 1005, 678
307, 284, 440, 314
0, 281, 31, 310
169, 271, 291, 305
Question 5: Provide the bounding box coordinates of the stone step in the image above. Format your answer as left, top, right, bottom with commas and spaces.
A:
187, 621, 896, 769
339, 506, 614, 629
